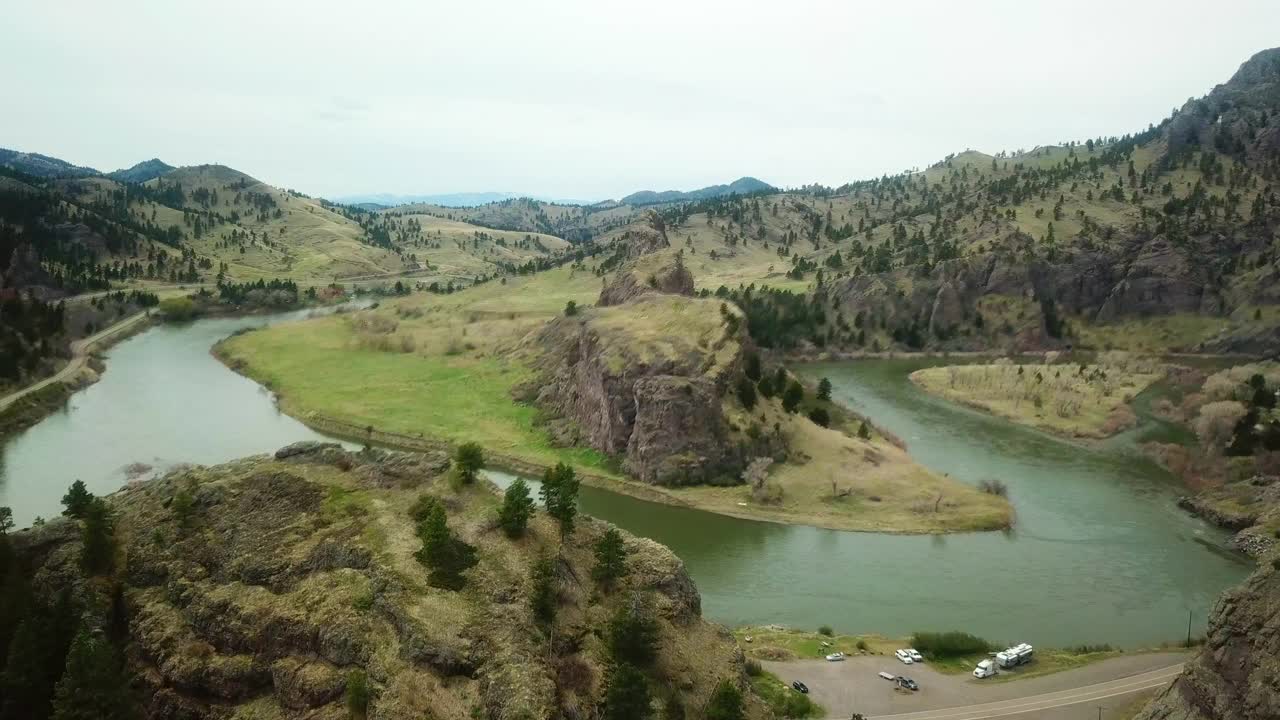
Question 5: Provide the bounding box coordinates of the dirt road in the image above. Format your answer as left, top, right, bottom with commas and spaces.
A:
764, 652, 1187, 720
0, 309, 151, 411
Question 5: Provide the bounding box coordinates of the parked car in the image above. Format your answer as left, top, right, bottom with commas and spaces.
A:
907, 649, 924, 663
791, 681, 809, 694
825, 652, 846, 662
897, 676, 919, 691
894, 649, 914, 664
878, 671, 897, 681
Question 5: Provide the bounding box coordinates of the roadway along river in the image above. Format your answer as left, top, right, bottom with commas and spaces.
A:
0, 313, 1252, 648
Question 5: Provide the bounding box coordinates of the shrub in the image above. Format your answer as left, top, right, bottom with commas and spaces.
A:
158, 296, 197, 320
452, 442, 485, 484
909, 631, 994, 659
345, 670, 370, 718
705, 679, 745, 720
408, 494, 442, 523
564, 300, 578, 316
817, 625, 833, 637
978, 479, 1008, 497
744, 659, 763, 677
855, 638, 869, 651
857, 421, 871, 440
807, 407, 830, 427
782, 381, 805, 413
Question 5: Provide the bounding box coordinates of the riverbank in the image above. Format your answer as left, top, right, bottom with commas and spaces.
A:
734, 625, 1191, 683
0, 310, 155, 439
908, 360, 1163, 440
213, 298, 1011, 534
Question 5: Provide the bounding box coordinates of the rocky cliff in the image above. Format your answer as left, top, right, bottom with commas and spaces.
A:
1135, 559, 1280, 720
597, 249, 695, 307
522, 294, 776, 485
7, 443, 766, 719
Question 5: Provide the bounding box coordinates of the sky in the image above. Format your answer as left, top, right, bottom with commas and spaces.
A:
4, 0, 1279, 202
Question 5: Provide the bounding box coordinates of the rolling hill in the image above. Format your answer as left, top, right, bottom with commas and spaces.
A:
620, 176, 776, 205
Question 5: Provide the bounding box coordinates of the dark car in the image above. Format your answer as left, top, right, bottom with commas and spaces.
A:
791, 680, 809, 694
896, 676, 919, 691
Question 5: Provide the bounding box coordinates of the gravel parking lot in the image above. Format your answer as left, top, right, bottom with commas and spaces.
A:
762, 652, 1189, 719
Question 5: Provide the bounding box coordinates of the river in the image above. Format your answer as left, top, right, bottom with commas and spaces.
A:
0, 313, 1252, 648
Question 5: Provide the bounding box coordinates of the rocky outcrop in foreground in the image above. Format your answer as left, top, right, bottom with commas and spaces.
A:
597, 250, 695, 307
9, 443, 765, 719
1135, 560, 1280, 720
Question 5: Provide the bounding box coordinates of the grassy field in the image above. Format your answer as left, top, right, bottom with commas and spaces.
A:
219, 265, 1011, 533
911, 356, 1163, 439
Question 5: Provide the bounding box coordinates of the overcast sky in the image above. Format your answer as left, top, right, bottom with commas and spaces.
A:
4, 1, 1278, 201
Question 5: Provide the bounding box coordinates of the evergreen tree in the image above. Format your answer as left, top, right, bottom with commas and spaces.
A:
60, 481, 93, 519
782, 381, 805, 413
49, 627, 137, 720
80, 499, 115, 576
807, 407, 830, 427
592, 528, 628, 589
0, 508, 11, 535
817, 377, 833, 402
608, 599, 659, 667
414, 503, 476, 590
452, 442, 485, 484
539, 463, 579, 541
743, 352, 762, 382
735, 377, 757, 410
2, 592, 78, 720
529, 552, 557, 624
497, 478, 535, 538
601, 662, 651, 720
857, 421, 871, 440
704, 679, 745, 720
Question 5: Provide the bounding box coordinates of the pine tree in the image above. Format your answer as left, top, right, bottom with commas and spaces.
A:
529, 552, 557, 624
49, 628, 137, 720
80, 499, 115, 576
608, 599, 659, 667
704, 679, 745, 720
817, 377, 833, 402
539, 463, 579, 541
782, 380, 805, 413
497, 478, 535, 538
414, 504, 476, 590
601, 662, 651, 720
592, 528, 628, 589
60, 481, 93, 519
2, 592, 78, 720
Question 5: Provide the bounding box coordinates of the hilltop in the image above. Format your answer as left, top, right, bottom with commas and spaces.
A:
621, 176, 776, 206
106, 158, 175, 183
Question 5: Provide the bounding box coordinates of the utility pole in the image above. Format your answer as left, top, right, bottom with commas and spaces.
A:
1186, 608, 1193, 647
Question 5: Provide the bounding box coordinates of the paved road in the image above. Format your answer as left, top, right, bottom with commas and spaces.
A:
765, 652, 1187, 720
0, 309, 151, 411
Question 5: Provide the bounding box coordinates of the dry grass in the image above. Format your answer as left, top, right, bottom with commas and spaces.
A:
911, 355, 1163, 439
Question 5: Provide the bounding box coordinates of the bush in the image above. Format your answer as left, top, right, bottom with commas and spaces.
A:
817, 625, 833, 637
978, 479, 1008, 497
909, 631, 994, 659
408, 494, 442, 523
807, 407, 830, 427
744, 659, 763, 677
855, 638, 869, 651
452, 442, 485, 484
345, 670, 370, 717
158, 296, 197, 321
564, 300, 578, 316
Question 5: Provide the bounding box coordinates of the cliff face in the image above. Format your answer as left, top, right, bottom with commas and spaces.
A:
524, 294, 773, 485
597, 250, 695, 307
9, 443, 765, 719
1136, 562, 1280, 720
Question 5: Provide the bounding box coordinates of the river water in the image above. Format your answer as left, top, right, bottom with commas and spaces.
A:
0, 314, 1251, 647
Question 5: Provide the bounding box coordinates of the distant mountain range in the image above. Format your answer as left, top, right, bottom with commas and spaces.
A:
0, 148, 175, 183
335, 177, 777, 209
331, 191, 601, 208
620, 176, 776, 205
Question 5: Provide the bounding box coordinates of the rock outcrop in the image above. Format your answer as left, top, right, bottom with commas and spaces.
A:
523, 294, 775, 484
6, 446, 767, 719
598, 249, 695, 306
1135, 561, 1280, 720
